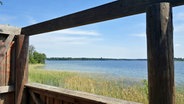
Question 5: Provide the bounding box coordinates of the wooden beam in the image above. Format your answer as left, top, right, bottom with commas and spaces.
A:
15, 35, 29, 104
0, 85, 14, 94
25, 83, 140, 104
0, 35, 15, 63
21, 0, 184, 36
0, 24, 21, 35
29, 90, 44, 104
146, 2, 175, 104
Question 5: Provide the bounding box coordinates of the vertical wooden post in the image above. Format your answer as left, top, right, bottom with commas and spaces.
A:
15, 35, 29, 104
146, 2, 175, 104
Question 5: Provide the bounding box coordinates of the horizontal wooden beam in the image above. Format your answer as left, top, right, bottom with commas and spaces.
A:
0, 24, 21, 35
0, 85, 14, 94
26, 83, 140, 104
21, 0, 184, 36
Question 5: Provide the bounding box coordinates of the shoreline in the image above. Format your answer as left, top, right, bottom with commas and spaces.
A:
29, 64, 184, 88
28, 64, 184, 104
46, 57, 184, 61
29, 64, 184, 89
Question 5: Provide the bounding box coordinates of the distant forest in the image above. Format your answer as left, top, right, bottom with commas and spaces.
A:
46, 57, 145, 61
175, 58, 184, 61
47, 57, 184, 61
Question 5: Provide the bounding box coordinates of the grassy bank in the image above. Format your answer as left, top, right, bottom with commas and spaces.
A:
28, 64, 184, 104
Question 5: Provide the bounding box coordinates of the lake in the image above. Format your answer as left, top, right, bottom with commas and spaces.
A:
44, 60, 184, 87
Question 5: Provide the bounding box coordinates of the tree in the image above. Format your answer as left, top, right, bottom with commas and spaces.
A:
29, 45, 36, 64
29, 45, 47, 64
29, 45, 35, 55
33, 51, 46, 64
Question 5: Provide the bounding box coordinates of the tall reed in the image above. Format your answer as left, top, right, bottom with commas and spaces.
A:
29, 64, 184, 104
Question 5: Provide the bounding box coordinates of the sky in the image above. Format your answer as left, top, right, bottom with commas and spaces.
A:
0, 0, 184, 59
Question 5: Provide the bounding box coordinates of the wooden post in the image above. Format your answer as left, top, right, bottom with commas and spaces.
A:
15, 35, 29, 104
146, 2, 175, 104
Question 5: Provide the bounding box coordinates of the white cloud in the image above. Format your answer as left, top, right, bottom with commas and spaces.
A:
46, 29, 101, 36
30, 29, 102, 46
30, 29, 103, 57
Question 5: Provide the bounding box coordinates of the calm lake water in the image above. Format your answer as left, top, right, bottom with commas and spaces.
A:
44, 60, 184, 86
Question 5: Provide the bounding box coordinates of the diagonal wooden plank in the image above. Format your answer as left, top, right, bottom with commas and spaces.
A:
21, 0, 184, 36
29, 90, 44, 104
0, 35, 15, 64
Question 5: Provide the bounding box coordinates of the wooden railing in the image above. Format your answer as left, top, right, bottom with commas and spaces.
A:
24, 83, 141, 104
1, 0, 184, 103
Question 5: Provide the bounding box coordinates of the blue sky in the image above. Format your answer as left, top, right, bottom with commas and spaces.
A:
0, 0, 184, 58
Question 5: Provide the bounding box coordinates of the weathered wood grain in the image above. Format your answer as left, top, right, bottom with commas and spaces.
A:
21, 0, 184, 36
25, 83, 141, 104
0, 25, 21, 35
146, 2, 175, 104
0, 93, 15, 104
10, 40, 15, 85
0, 38, 5, 88
15, 35, 29, 104
0, 35, 15, 63
0, 35, 15, 104
0, 85, 14, 94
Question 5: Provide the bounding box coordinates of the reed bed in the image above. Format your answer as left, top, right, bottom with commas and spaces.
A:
28, 64, 184, 104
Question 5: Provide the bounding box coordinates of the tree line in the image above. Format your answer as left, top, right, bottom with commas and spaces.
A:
29, 45, 46, 64
47, 57, 147, 61
47, 57, 184, 61
175, 58, 184, 61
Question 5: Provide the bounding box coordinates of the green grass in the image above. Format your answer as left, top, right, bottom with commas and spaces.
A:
28, 64, 184, 104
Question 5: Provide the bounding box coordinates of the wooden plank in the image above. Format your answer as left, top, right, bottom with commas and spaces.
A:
5, 40, 14, 86
21, 0, 184, 36
25, 83, 140, 104
49, 97, 54, 104
0, 93, 15, 104
0, 51, 5, 86
0, 85, 14, 94
15, 35, 29, 104
29, 90, 44, 104
10, 40, 16, 85
0, 36, 5, 104
0, 36, 6, 87
46, 96, 49, 104
0, 24, 21, 35
21, 88, 30, 104
40, 95, 46, 104
54, 99, 60, 104
0, 36, 14, 88
146, 2, 175, 104
0, 35, 15, 104
0, 35, 15, 63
